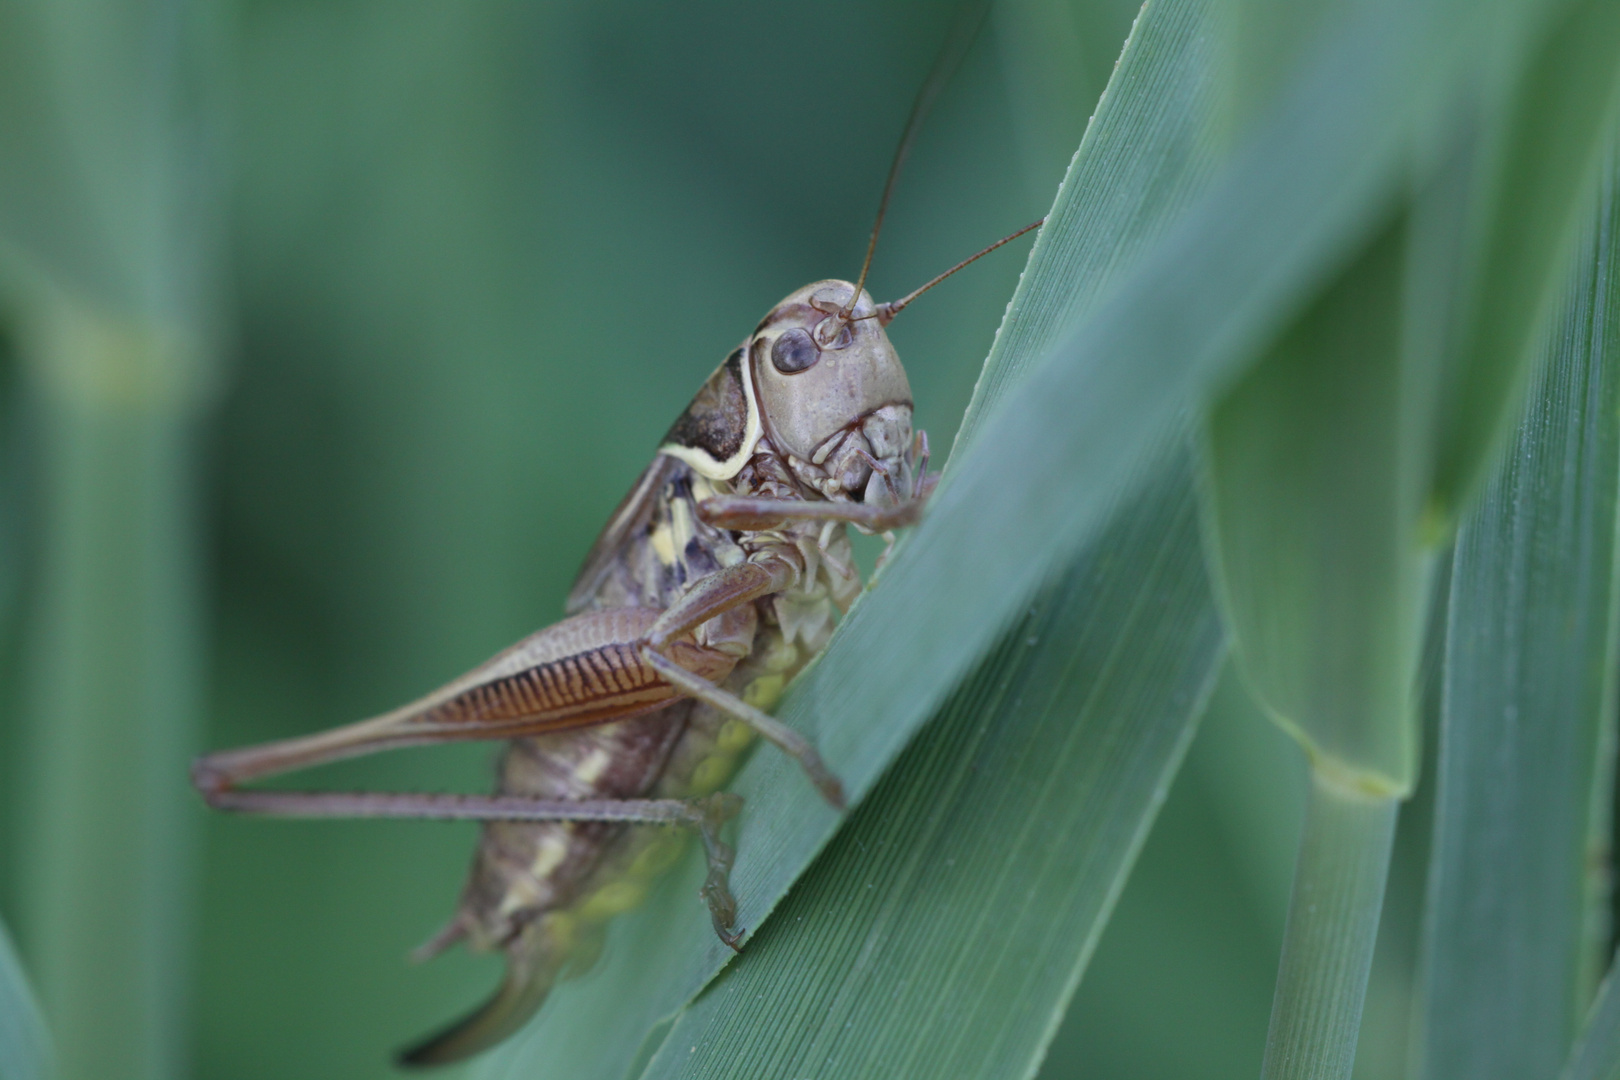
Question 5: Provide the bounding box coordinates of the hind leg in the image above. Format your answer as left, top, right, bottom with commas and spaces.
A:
202, 787, 745, 946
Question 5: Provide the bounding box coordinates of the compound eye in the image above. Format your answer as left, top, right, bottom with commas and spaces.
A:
770, 327, 821, 374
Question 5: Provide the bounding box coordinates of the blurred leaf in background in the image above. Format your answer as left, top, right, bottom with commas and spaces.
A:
0, 918, 50, 1080
0, 0, 226, 1078
1416, 146, 1620, 1080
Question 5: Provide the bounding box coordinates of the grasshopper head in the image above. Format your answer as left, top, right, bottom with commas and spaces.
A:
749, 280, 921, 512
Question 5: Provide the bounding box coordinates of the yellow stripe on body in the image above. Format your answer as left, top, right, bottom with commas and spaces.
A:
657, 343, 764, 480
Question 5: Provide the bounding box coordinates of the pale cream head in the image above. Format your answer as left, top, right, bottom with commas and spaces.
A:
658, 279, 921, 511
749, 280, 911, 458
747, 280, 918, 507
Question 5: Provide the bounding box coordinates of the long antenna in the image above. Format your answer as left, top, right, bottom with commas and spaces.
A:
839, 0, 994, 322
870, 218, 1045, 324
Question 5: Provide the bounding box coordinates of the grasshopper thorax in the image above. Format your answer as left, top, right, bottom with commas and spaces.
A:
660, 279, 921, 517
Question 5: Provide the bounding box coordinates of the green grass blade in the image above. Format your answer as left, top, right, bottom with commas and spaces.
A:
1198, 7, 1618, 1076
21, 326, 204, 1080
1199, 185, 1416, 1080
0, 920, 50, 1080
0, 1, 226, 329
478, 1, 1509, 1075
0, 3, 222, 1078
1414, 152, 1620, 1080
1427, 0, 1620, 522
1201, 218, 1421, 795
1260, 780, 1398, 1080
1215, 0, 1362, 143
1564, 959, 1620, 1080
634, 452, 1222, 1080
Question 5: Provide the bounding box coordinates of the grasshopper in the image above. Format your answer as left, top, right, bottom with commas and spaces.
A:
192, 42, 1040, 1065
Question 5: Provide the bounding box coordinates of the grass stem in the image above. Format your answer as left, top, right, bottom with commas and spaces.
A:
20, 301, 203, 1080
1259, 770, 1397, 1080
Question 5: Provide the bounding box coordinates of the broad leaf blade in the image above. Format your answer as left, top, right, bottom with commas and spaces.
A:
1198, 195, 1419, 1080
636, 452, 1222, 1080
0, 4, 223, 1078
0, 920, 50, 1080
1428, 0, 1620, 520
1564, 959, 1620, 1080
1201, 218, 1421, 793
0, 0, 226, 328
1416, 151, 1620, 1080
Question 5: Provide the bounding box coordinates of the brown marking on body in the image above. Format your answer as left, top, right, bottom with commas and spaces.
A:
402, 636, 727, 738
662, 348, 749, 462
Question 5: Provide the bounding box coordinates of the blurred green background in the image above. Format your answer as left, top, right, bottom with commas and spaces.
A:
0, 0, 1455, 1076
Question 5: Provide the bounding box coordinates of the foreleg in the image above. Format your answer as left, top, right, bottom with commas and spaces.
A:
695, 471, 939, 533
